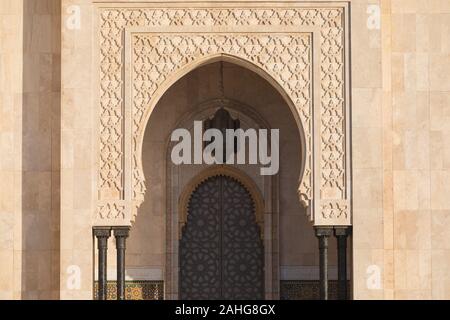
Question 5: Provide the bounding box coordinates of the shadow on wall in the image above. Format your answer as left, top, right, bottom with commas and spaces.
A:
21, 0, 61, 299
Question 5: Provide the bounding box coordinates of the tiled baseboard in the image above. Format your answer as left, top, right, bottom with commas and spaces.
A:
94, 280, 349, 300
280, 280, 350, 300
94, 281, 164, 300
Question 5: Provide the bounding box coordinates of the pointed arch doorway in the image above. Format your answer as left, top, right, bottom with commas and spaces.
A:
163, 99, 279, 300
179, 172, 264, 300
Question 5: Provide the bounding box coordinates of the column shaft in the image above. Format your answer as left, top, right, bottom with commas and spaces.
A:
94, 228, 111, 301
315, 228, 333, 300
114, 227, 130, 301
335, 227, 351, 300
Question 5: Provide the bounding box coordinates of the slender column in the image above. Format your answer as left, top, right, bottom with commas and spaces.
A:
94, 227, 111, 300
335, 227, 351, 300
315, 227, 333, 300
114, 227, 130, 300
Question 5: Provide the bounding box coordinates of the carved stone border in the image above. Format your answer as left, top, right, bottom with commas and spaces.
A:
94, 3, 352, 227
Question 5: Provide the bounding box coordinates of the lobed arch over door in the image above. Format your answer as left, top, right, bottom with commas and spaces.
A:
131, 53, 308, 210
127, 45, 312, 210
94, 4, 352, 229
124, 30, 314, 223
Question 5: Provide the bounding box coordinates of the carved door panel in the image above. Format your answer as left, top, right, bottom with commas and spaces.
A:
180, 175, 264, 300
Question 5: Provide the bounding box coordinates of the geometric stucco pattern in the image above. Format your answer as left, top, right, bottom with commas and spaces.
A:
96, 5, 351, 226
131, 32, 311, 203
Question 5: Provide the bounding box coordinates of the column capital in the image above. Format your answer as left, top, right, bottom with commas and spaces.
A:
315, 227, 333, 237
93, 227, 112, 238
113, 226, 131, 238
334, 226, 352, 237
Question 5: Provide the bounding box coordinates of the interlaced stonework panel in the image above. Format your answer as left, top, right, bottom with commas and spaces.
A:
131, 32, 311, 203
94, 281, 164, 300
280, 280, 350, 300
95, 4, 351, 227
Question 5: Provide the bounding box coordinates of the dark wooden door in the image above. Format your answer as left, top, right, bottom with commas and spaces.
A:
180, 175, 264, 300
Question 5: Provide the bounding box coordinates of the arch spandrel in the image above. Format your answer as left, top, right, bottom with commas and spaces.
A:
94, 4, 352, 228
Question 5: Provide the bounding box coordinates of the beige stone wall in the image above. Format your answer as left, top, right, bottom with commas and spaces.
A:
353, 0, 450, 300
0, 0, 61, 299
60, 0, 95, 299
0, 0, 23, 300
351, 0, 385, 300
0, 0, 449, 300
382, 0, 450, 299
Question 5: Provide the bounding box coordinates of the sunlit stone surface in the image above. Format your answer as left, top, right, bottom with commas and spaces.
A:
0, 0, 449, 300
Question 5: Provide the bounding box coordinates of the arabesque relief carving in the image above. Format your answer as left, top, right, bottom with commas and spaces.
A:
131, 32, 311, 206
95, 4, 351, 226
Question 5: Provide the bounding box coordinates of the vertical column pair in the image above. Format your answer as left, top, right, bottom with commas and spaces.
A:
93, 227, 130, 300
315, 226, 351, 300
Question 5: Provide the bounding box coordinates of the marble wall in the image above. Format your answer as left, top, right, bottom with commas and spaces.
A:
0, 0, 23, 300
60, 0, 95, 300
351, 0, 386, 300
0, 0, 61, 299
352, 0, 450, 300
383, 0, 450, 299
1, 0, 450, 300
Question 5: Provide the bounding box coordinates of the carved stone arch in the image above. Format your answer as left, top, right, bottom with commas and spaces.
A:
95, 4, 352, 228
178, 166, 265, 239
129, 52, 310, 217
